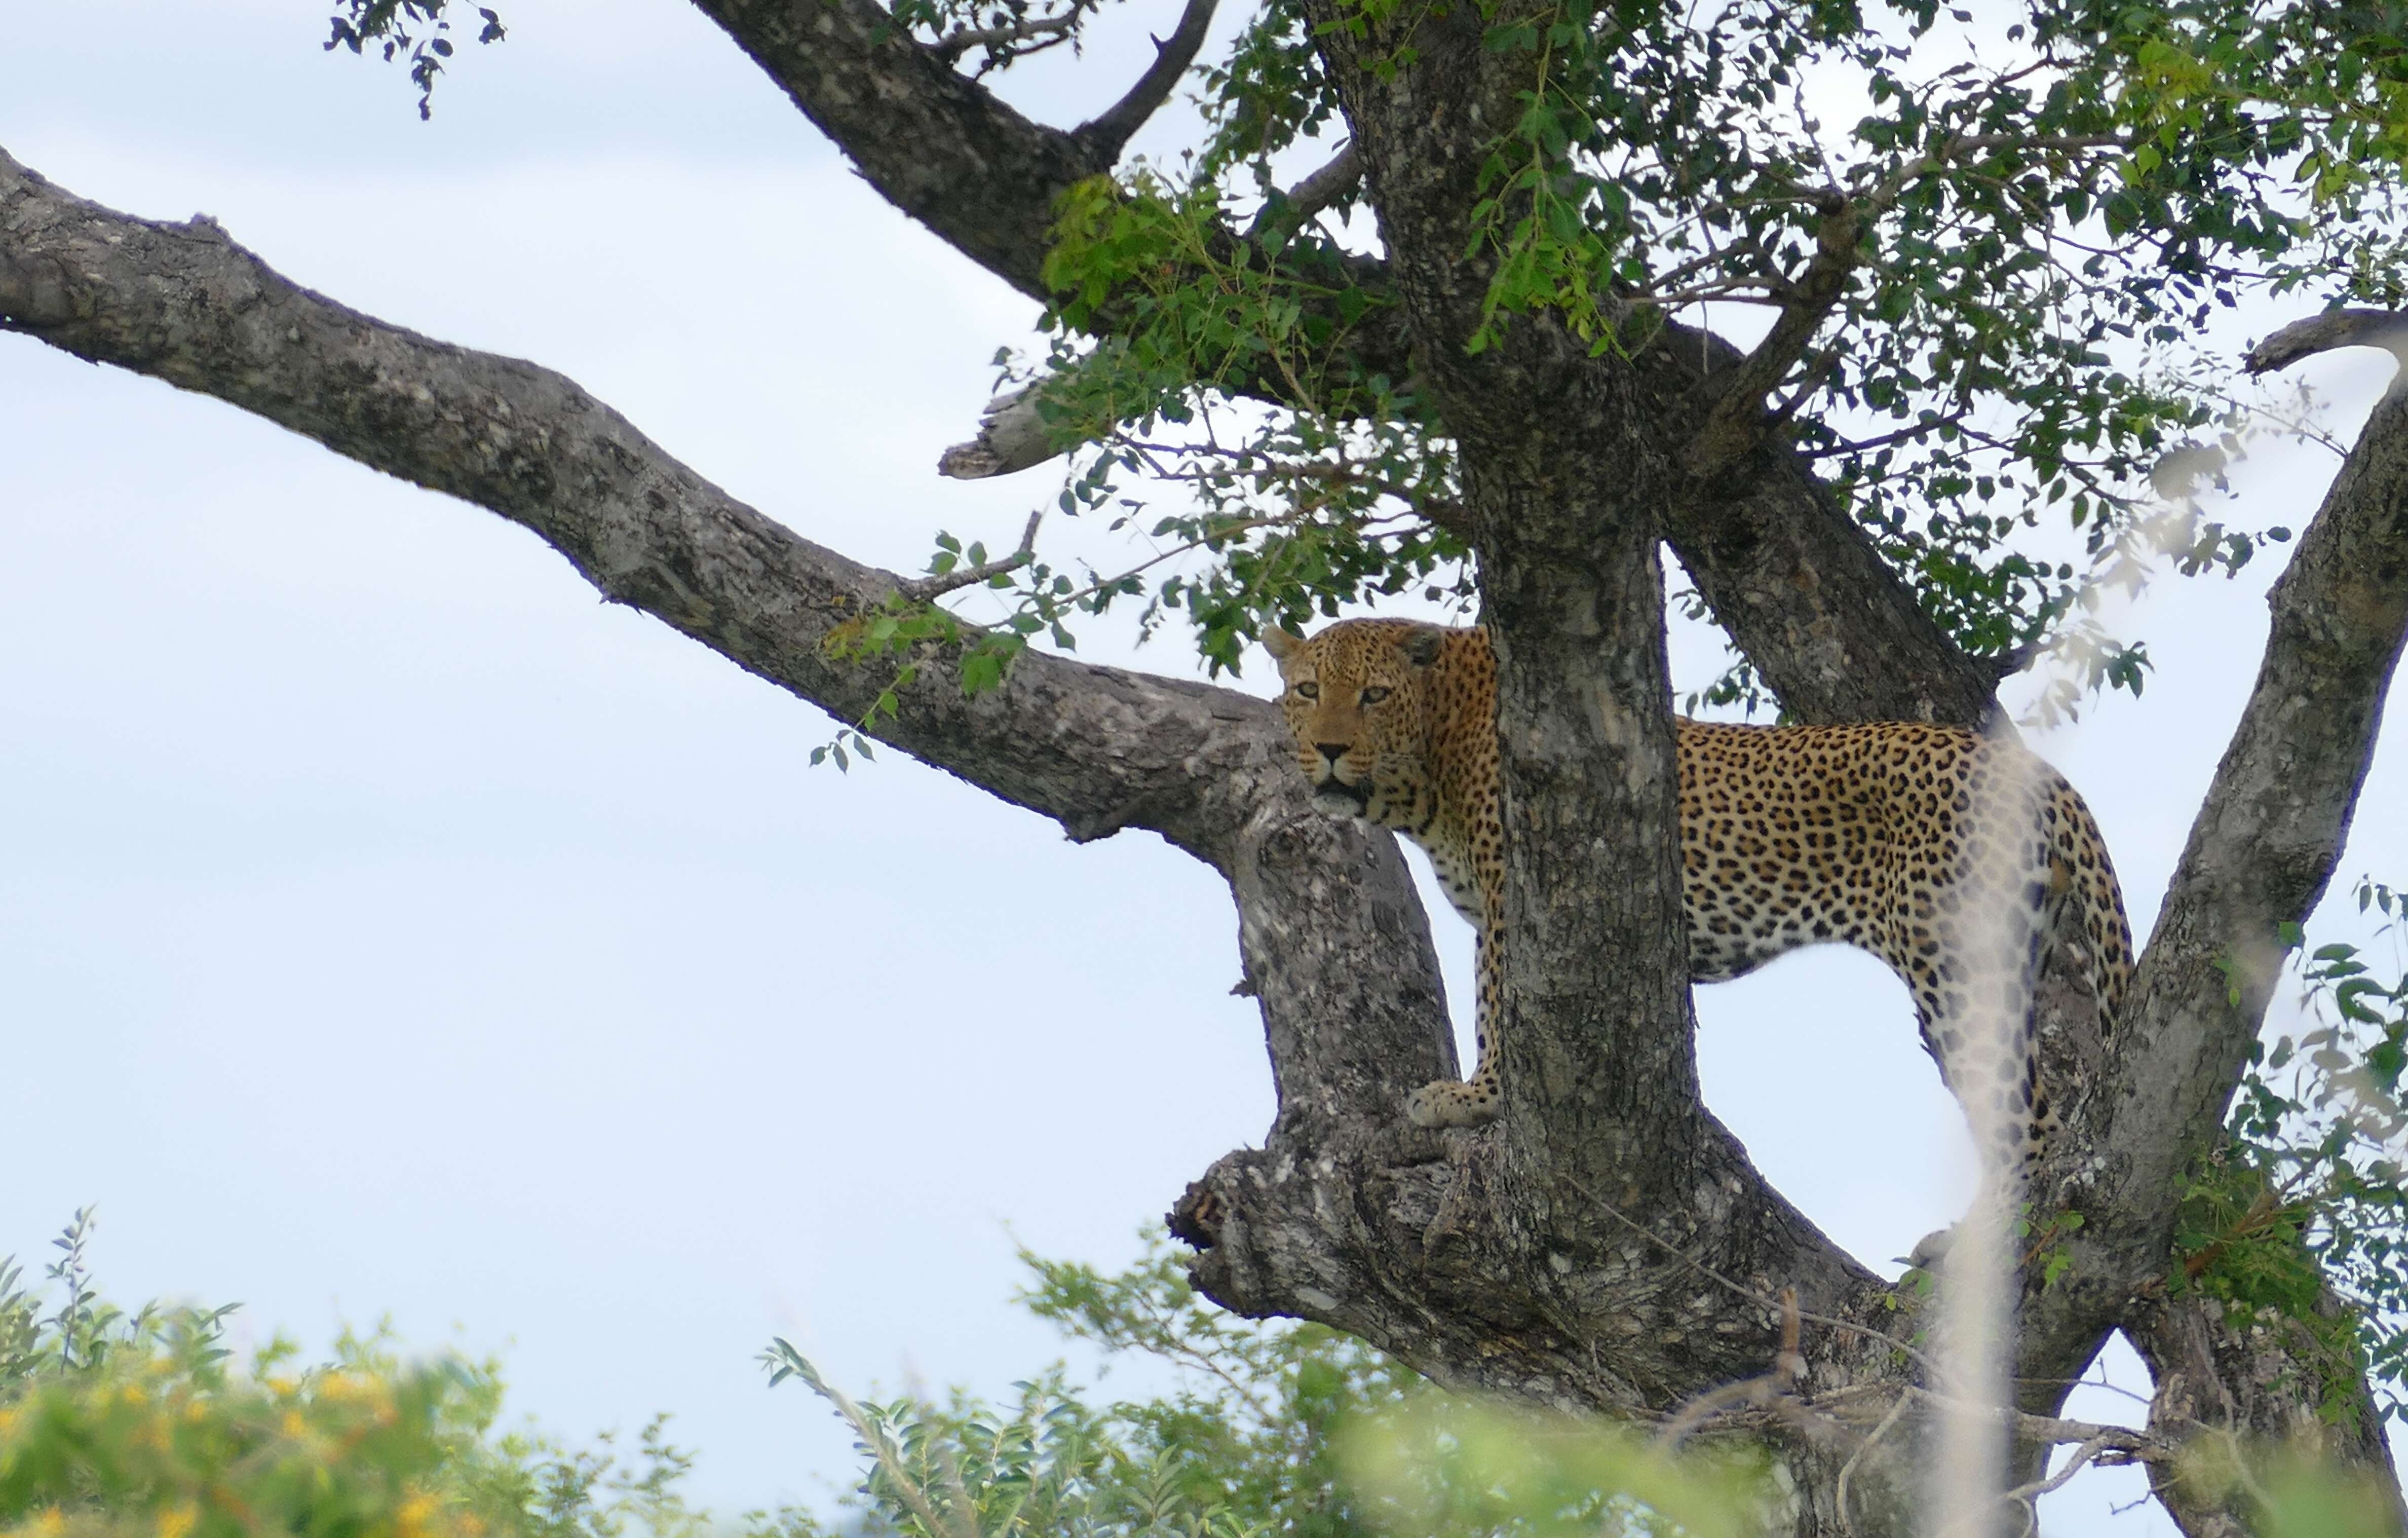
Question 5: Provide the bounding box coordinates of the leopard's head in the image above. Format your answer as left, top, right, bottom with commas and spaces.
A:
1261, 619, 1446, 826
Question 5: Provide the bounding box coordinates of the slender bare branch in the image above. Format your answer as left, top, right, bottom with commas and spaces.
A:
897, 510, 1044, 599
931, 11, 1080, 64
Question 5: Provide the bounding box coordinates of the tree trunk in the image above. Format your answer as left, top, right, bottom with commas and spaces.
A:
9, 13, 2408, 1521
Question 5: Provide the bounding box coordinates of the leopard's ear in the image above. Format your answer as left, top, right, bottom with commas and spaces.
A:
1262, 625, 1307, 663
1401, 628, 1446, 667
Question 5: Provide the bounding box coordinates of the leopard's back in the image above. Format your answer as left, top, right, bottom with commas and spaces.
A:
1264, 619, 2135, 1157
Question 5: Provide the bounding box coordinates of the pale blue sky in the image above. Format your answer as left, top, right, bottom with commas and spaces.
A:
3, 5, 2402, 1533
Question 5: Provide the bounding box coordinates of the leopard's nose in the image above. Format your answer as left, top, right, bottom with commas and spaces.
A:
1315, 742, 1349, 764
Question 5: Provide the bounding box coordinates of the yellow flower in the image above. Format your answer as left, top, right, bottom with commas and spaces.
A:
394, 1493, 440, 1538
0, 1407, 21, 1440
280, 1411, 309, 1440
158, 1503, 199, 1538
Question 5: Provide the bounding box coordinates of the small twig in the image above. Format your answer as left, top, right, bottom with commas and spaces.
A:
1653, 1288, 1805, 1450
1568, 1177, 1939, 1374
930, 10, 1079, 64
1152, 454, 1469, 534
1245, 142, 1363, 242
897, 509, 1043, 601
1805, 408, 1975, 460
1833, 1387, 1914, 1533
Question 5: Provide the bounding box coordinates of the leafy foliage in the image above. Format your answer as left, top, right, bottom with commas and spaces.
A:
0, 1214, 796, 1538
764, 1236, 1766, 1537
325, 2, 506, 119
2178, 878, 2408, 1429
326, 0, 2364, 722
4, 1214, 1765, 1538
873, 0, 2380, 709
1028, 175, 1468, 676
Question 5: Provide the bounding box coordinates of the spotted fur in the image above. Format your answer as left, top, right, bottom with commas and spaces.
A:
1262, 618, 2134, 1166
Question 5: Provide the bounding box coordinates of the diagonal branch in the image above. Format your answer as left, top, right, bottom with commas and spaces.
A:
1245, 140, 1363, 243
691, 0, 1211, 301
2016, 316, 2408, 1476
1071, 0, 1218, 164
2245, 308, 2408, 376
694, 0, 1998, 732
689, 0, 1100, 300
2107, 321, 2408, 1232
1681, 199, 1861, 484
1639, 317, 2005, 728
0, 140, 1456, 1145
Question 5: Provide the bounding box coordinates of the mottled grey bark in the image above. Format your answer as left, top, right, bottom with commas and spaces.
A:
0, 138, 1914, 1531
0, 138, 1454, 1148
2131, 1289, 2407, 1537
678, 1, 2004, 733
9, 0, 2408, 1515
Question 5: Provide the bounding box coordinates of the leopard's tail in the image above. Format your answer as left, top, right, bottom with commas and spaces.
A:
2045, 778, 2135, 1030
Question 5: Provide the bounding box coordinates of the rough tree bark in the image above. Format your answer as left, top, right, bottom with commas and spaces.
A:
4, 4, 2405, 1531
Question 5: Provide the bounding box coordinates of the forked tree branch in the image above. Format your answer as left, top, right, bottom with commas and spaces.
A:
0, 141, 1462, 1148
2005, 316, 2408, 1526
0, 132, 1908, 1483
691, 0, 2001, 730
687, 0, 1102, 299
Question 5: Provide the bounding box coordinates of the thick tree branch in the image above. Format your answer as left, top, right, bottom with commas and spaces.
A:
1638, 317, 2005, 728
2008, 320, 2408, 1516
2130, 1287, 2407, 1536
0, 141, 1457, 1152
1244, 140, 1362, 242
701, 0, 1997, 733
2245, 309, 2408, 376
689, 0, 1100, 299
0, 157, 1904, 1458
2106, 327, 2408, 1239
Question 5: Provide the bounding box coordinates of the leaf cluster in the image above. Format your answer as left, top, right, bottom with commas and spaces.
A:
2179, 879, 2408, 1429
932, 175, 1467, 679
324, 2, 506, 119
0, 1215, 796, 1538
920, 0, 2386, 708
763, 1234, 1769, 1537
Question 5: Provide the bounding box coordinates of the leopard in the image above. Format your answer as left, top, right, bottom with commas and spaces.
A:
1261, 617, 2134, 1169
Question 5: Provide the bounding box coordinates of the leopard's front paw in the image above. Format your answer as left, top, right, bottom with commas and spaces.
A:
1405, 1079, 1501, 1129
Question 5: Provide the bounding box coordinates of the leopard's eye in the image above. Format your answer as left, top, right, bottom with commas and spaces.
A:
1295, 682, 1320, 700
1360, 687, 1391, 704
